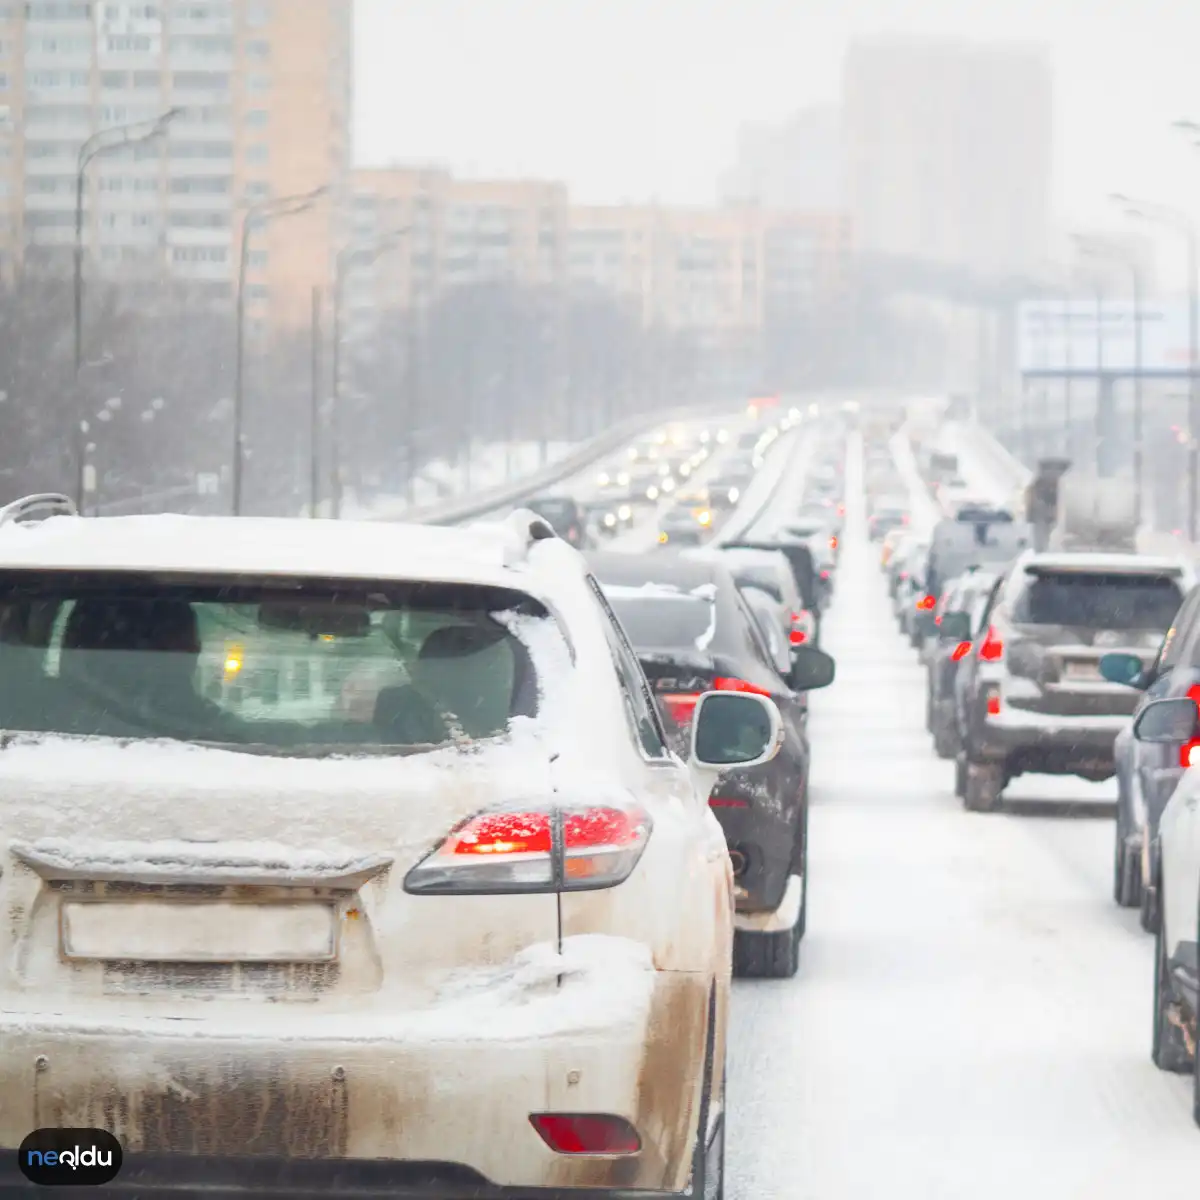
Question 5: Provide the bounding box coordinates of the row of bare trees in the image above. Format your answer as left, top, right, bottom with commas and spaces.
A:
0, 262, 936, 517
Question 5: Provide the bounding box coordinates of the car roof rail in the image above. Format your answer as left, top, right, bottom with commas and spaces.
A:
468, 507, 560, 565
0, 493, 79, 529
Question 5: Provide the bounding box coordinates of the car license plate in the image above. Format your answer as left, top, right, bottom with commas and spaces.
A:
61, 900, 338, 963
1063, 661, 1101, 681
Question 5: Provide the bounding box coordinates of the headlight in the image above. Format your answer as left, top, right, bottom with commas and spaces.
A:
658, 532, 669, 544
603, 512, 617, 527
646, 486, 659, 501
716, 430, 729, 444
679, 463, 691, 477
597, 472, 610, 486
617, 504, 632, 521
661, 477, 675, 492
627, 447, 638, 461
617, 472, 630, 486
697, 510, 712, 527
728, 487, 740, 503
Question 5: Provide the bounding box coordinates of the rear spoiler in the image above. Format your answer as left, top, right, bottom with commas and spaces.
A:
12, 841, 393, 889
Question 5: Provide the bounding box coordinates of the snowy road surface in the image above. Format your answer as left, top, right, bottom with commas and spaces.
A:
725, 435, 1197, 1199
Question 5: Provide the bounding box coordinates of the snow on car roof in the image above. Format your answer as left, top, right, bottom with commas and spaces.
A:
0, 513, 543, 587
1023, 551, 1189, 575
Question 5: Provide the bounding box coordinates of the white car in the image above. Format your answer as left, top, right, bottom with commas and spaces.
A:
0, 495, 787, 1193
1131, 693, 1200, 1125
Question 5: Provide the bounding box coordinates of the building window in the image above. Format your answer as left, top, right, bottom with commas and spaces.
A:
246, 282, 269, 300
248, 249, 268, 267
245, 3, 270, 26
244, 143, 267, 164
244, 180, 269, 199
245, 39, 269, 59
245, 108, 267, 127
246, 72, 269, 91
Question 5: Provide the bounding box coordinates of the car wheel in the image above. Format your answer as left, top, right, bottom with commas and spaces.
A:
932, 705, 959, 760
1151, 878, 1193, 1075
963, 760, 1004, 812
1112, 824, 1142, 909
924, 688, 934, 733
733, 915, 801, 979
689, 987, 726, 1200
954, 750, 968, 798
1140, 856, 1161, 934
789, 807, 809, 942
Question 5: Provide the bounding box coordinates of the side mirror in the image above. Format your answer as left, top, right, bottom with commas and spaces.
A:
1133, 697, 1199, 744
1099, 651, 1146, 688
938, 611, 972, 642
788, 644, 836, 692
691, 691, 784, 769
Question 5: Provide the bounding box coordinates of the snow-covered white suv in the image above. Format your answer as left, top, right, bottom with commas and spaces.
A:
0, 496, 777, 1195
1130, 694, 1200, 1126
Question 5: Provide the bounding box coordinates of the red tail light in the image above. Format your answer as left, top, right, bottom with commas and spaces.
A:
837, 503, 846, 517
790, 629, 808, 645
714, 676, 772, 697
986, 692, 1001, 716
916, 594, 936, 611
899, 571, 909, 581
404, 803, 652, 894
978, 626, 1004, 662
661, 693, 700, 725
530, 1114, 641, 1156
820, 569, 831, 580
951, 641, 973, 662
829, 535, 839, 551
1180, 686, 1200, 768
902, 514, 910, 525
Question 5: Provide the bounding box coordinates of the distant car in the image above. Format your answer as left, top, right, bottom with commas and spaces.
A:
589, 550, 836, 978
658, 504, 712, 547
525, 495, 589, 549
869, 495, 910, 541
1126, 696, 1200, 1119
924, 570, 999, 759
709, 473, 748, 510
954, 552, 1192, 812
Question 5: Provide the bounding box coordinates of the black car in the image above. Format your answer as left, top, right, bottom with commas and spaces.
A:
587, 550, 835, 978
721, 536, 823, 642
524, 495, 590, 548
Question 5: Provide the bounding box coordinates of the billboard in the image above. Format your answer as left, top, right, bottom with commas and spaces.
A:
1017, 298, 1194, 375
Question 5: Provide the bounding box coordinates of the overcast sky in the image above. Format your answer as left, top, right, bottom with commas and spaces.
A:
355, 0, 1200, 260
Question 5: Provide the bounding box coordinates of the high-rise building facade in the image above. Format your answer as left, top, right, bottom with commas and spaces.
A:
718, 106, 841, 211
842, 36, 1052, 278
2, 0, 351, 327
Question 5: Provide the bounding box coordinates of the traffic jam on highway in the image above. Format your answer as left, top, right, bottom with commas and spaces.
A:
0, 394, 1197, 1197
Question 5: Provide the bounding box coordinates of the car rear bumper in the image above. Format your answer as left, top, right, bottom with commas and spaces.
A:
0, 967, 710, 1195
974, 710, 1125, 776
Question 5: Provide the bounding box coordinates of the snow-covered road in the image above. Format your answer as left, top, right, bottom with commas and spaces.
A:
724, 433, 1197, 1199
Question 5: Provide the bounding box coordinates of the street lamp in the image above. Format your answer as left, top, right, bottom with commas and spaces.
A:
231, 185, 329, 516
74, 108, 183, 377
1110, 192, 1200, 539
1073, 233, 1145, 520
329, 228, 410, 519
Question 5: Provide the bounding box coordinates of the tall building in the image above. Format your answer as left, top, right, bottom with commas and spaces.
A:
718, 106, 841, 211
4, 0, 352, 328
842, 36, 1052, 278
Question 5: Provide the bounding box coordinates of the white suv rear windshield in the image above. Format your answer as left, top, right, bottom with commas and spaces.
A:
0, 575, 547, 755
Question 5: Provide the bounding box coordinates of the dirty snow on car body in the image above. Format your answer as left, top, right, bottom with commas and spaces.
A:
725, 432, 1196, 1200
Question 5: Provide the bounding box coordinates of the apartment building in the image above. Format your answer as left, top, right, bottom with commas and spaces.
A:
3, 0, 351, 328
842, 36, 1052, 278
718, 106, 841, 211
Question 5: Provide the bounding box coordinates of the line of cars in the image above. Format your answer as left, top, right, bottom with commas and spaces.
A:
0, 472, 841, 1198
875, 437, 1200, 1128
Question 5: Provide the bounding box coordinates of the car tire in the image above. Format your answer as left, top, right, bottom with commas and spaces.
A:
1151, 879, 1193, 1075
1141, 858, 1161, 934
1113, 826, 1142, 909
688, 987, 726, 1200
963, 760, 1004, 812
932, 704, 959, 760
790, 808, 809, 942
733, 913, 801, 980
924, 688, 934, 733
954, 751, 968, 798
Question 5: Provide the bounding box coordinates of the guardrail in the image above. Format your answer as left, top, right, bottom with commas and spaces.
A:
713, 426, 807, 545
373, 400, 741, 527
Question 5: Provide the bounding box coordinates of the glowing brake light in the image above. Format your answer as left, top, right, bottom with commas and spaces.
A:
978, 626, 1004, 662
660, 693, 700, 725
951, 641, 973, 662
1180, 686, 1200, 768
986, 691, 1002, 716
404, 804, 652, 894
714, 676, 772, 697
916, 594, 936, 611
829, 535, 839, 551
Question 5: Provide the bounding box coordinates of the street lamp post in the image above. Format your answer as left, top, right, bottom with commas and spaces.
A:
329, 228, 410, 519
231, 185, 329, 516
72, 109, 182, 509
1111, 193, 1200, 539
